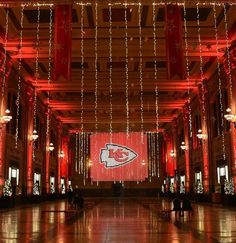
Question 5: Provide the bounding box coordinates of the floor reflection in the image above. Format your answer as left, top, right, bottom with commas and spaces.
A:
0, 198, 236, 242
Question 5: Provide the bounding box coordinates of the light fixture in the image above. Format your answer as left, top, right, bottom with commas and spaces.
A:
58, 151, 65, 158
0, 109, 12, 124
180, 141, 187, 151
141, 160, 146, 166
48, 142, 54, 152
30, 130, 38, 141
88, 160, 93, 167
170, 150, 175, 158
196, 129, 207, 139
224, 108, 236, 122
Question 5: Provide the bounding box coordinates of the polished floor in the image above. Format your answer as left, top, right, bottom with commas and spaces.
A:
0, 198, 235, 243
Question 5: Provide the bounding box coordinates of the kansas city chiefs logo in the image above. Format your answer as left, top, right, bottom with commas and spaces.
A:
100, 144, 138, 168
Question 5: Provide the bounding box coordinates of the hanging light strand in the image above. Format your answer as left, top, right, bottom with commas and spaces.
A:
223, 4, 233, 105
196, 4, 206, 126
213, 4, 226, 160
15, 4, 25, 148
94, 2, 98, 133
124, 3, 129, 136
46, 5, 53, 138
109, 6, 113, 142
183, 3, 193, 138
80, 5, 84, 133
75, 133, 78, 172
138, 3, 144, 142
153, 2, 160, 177
1, 7, 9, 109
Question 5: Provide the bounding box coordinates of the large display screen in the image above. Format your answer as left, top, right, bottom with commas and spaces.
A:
90, 133, 148, 181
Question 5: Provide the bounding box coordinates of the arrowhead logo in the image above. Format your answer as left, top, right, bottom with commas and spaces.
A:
100, 144, 138, 168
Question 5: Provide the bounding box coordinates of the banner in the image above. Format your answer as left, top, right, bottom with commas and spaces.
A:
54, 5, 72, 81
165, 4, 184, 79
90, 133, 148, 181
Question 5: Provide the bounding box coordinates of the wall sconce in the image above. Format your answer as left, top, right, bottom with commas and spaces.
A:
30, 130, 38, 141
196, 129, 207, 139
170, 150, 175, 157
141, 160, 146, 165
58, 151, 65, 158
0, 109, 12, 124
88, 160, 93, 167
47, 143, 54, 152
180, 141, 187, 151
224, 108, 236, 126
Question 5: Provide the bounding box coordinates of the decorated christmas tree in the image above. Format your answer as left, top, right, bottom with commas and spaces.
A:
196, 182, 204, 194
3, 179, 12, 197
50, 183, 55, 194
33, 182, 40, 195
170, 183, 174, 193
225, 178, 234, 195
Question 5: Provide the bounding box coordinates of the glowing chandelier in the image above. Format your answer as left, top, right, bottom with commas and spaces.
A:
0, 109, 12, 124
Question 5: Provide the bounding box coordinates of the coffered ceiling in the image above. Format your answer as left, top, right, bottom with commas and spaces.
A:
0, 0, 235, 132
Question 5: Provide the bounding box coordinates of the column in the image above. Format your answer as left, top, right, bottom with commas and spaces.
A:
198, 81, 210, 193
25, 87, 34, 195
44, 108, 50, 194
0, 54, 12, 195
57, 122, 62, 193
223, 40, 236, 191
183, 103, 191, 193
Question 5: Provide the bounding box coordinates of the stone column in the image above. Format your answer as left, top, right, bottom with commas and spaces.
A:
198, 81, 210, 193
25, 87, 34, 195
0, 54, 12, 195
223, 40, 236, 191
57, 123, 62, 193
183, 103, 191, 193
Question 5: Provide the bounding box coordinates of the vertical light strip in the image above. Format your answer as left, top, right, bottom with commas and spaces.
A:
46, 6, 53, 139
94, 2, 98, 133
196, 3, 206, 126
75, 133, 78, 172
15, 4, 24, 148
80, 5, 84, 133
1, 7, 9, 110
124, 3, 129, 136
109, 6, 113, 142
213, 4, 226, 160
153, 2, 159, 177
138, 2, 144, 142
223, 4, 233, 107
183, 3, 193, 138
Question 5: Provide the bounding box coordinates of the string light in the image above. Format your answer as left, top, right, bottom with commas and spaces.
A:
109, 6, 113, 141
15, 4, 25, 148
138, 2, 144, 142
124, 3, 130, 135
153, 2, 160, 178
46, 5, 53, 139
1, 7, 9, 113
213, 4, 226, 160
223, 3, 236, 167
80, 5, 84, 134
75, 133, 78, 172
32, 6, 41, 161
183, 3, 193, 138
196, 3, 206, 127
94, 2, 98, 133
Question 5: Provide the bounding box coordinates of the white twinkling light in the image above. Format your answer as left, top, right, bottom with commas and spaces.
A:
109, 6, 113, 142
1, 7, 9, 108
124, 3, 130, 136
94, 2, 98, 133
46, 6, 53, 138
138, 3, 144, 142
15, 4, 25, 148
213, 4, 226, 160
153, 2, 160, 178
81, 5, 84, 133
75, 133, 78, 172
183, 3, 193, 138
